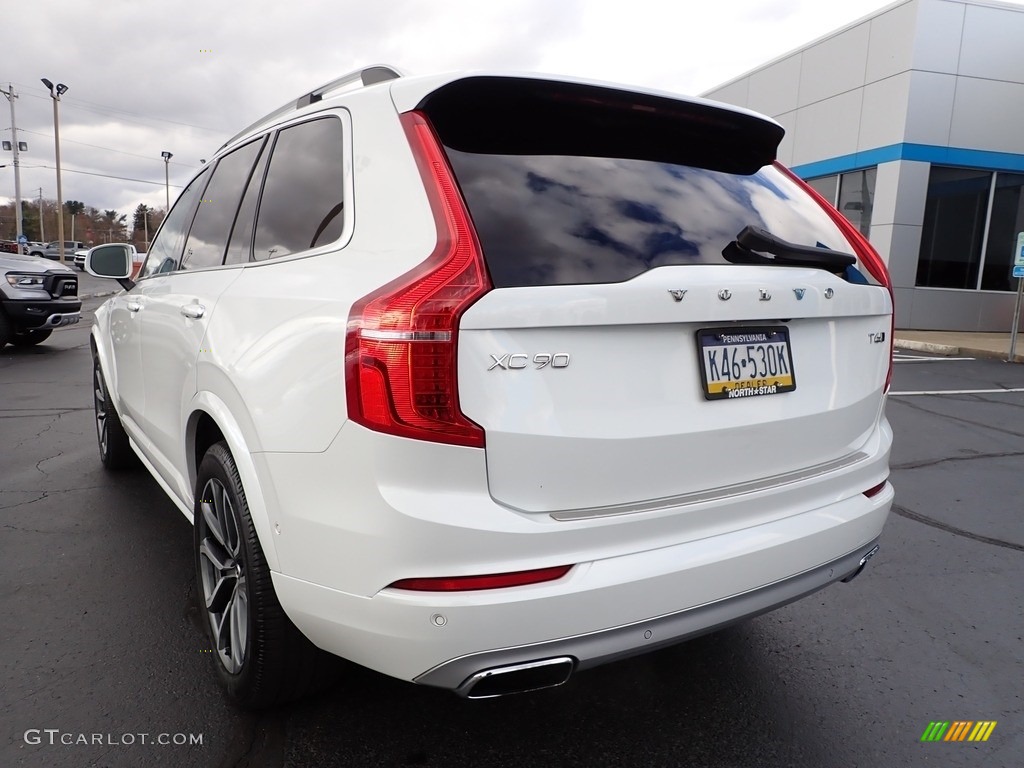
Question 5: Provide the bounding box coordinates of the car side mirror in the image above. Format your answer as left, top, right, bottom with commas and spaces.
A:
85, 244, 135, 291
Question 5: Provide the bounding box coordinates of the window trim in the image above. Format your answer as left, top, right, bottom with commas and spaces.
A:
249, 109, 355, 264
137, 107, 355, 279
974, 171, 999, 291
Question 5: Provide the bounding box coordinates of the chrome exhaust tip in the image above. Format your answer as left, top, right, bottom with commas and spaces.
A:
459, 657, 575, 699
841, 544, 880, 583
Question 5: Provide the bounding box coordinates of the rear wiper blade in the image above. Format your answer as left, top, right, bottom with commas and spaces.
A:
723, 225, 856, 273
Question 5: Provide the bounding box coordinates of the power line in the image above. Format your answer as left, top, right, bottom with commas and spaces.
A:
12, 82, 229, 135
16, 128, 196, 168
17, 163, 186, 188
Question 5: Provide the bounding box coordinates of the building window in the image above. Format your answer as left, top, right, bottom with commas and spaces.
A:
981, 172, 1024, 292
806, 175, 838, 205
917, 167, 992, 289
917, 166, 1023, 292
804, 169, 875, 237
837, 168, 876, 237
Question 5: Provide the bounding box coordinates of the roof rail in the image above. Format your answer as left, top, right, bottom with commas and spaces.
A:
219, 64, 404, 150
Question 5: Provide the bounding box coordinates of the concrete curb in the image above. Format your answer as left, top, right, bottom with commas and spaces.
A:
894, 339, 960, 355
895, 338, 1024, 363
81, 291, 120, 300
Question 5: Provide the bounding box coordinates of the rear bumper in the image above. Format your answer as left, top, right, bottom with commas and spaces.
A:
269, 470, 892, 688
417, 538, 880, 693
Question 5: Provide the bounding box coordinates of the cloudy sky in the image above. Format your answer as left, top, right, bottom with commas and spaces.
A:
0, 0, 945, 230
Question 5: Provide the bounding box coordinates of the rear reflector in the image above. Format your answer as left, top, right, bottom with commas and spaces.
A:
863, 480, 888, 498
389, 565, 572, 592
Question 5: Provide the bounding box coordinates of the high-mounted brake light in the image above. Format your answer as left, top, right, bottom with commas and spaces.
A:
388, 565, 573, 592
345, 111, 491, 447
776, 162, 895, 393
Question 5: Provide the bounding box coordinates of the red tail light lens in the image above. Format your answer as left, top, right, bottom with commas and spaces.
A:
345, 111, 491, 447
775, 162, 895, 392
388, 565, 573, 592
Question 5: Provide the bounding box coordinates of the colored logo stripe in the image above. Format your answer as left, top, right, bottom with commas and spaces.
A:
945, 721, 973, 741
920, 721, 996, 742
969, 722, 997, 742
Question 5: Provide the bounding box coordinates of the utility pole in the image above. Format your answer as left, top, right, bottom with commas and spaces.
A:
1, 84, 24, 252
37, 188, 44, 242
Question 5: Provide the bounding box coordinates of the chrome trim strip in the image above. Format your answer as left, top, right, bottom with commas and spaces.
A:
550, 451, 870, 521
359, 329, 451, 342
414, 540, 880, 691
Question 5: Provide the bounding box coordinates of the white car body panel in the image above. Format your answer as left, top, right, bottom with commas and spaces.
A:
458, 265, 891, 512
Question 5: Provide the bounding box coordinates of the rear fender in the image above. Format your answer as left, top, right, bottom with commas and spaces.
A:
187, 391, 280, 571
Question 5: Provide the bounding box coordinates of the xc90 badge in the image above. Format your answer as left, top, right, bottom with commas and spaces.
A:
489, 353, 571, 370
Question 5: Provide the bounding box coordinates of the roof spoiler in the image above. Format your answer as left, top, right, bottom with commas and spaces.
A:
219, 64, 404, 150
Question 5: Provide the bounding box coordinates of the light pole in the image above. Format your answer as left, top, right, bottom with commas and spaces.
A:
37, 187, 44, 242
161, 151, 173, 210
41, 78, 68, 263
1, 84, 25, 252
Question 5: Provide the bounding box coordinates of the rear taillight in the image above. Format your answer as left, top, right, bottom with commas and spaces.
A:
388, 565, 573, 592
775, 162, 895, 392
344, 111, 491, 447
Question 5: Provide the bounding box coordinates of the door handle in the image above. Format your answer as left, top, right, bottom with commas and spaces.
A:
180, 304, 206, 319
127, 300, 142, 313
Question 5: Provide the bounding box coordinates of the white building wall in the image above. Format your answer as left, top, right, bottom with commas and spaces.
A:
703, 0, 1024, 332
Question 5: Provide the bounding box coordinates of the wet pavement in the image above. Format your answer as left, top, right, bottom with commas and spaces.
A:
2, 300, 1021, 767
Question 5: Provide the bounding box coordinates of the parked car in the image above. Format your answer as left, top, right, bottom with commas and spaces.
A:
27, 242, 47, 258
73, 249, 88, 270
0, 250, 80, 347
41, 240, 86, 261
86, 66, 895, 708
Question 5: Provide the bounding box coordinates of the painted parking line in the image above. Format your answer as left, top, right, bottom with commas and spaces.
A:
894, 354, 976, 362
890, 387, 1024, 396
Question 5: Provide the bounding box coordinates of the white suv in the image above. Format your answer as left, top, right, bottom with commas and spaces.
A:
87, 66, 894, 708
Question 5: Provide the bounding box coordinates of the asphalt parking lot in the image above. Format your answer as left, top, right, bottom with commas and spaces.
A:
2, 293, 1022, 768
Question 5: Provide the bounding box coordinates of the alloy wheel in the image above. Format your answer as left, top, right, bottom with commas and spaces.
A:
197, 478, 249, 674
93, 362, 108, 457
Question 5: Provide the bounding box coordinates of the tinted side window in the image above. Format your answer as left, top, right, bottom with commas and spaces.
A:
140, 169, 210, 278
224, 140, 271, 265
181, 138, 265, 271
253, 117, 345, 260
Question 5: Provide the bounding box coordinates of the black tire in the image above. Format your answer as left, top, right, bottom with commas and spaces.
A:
11, 328, 53, 347
92, 349, 137, 469
0, 310, 11, 347
194, 442, 335, 708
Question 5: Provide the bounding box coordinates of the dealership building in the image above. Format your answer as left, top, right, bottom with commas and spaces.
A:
704, 0, 1024, 331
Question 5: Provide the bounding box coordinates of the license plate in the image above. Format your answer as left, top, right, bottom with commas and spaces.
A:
697, 327, 796, 400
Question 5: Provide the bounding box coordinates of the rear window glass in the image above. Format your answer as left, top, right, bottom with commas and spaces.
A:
444, 150, 859, 289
